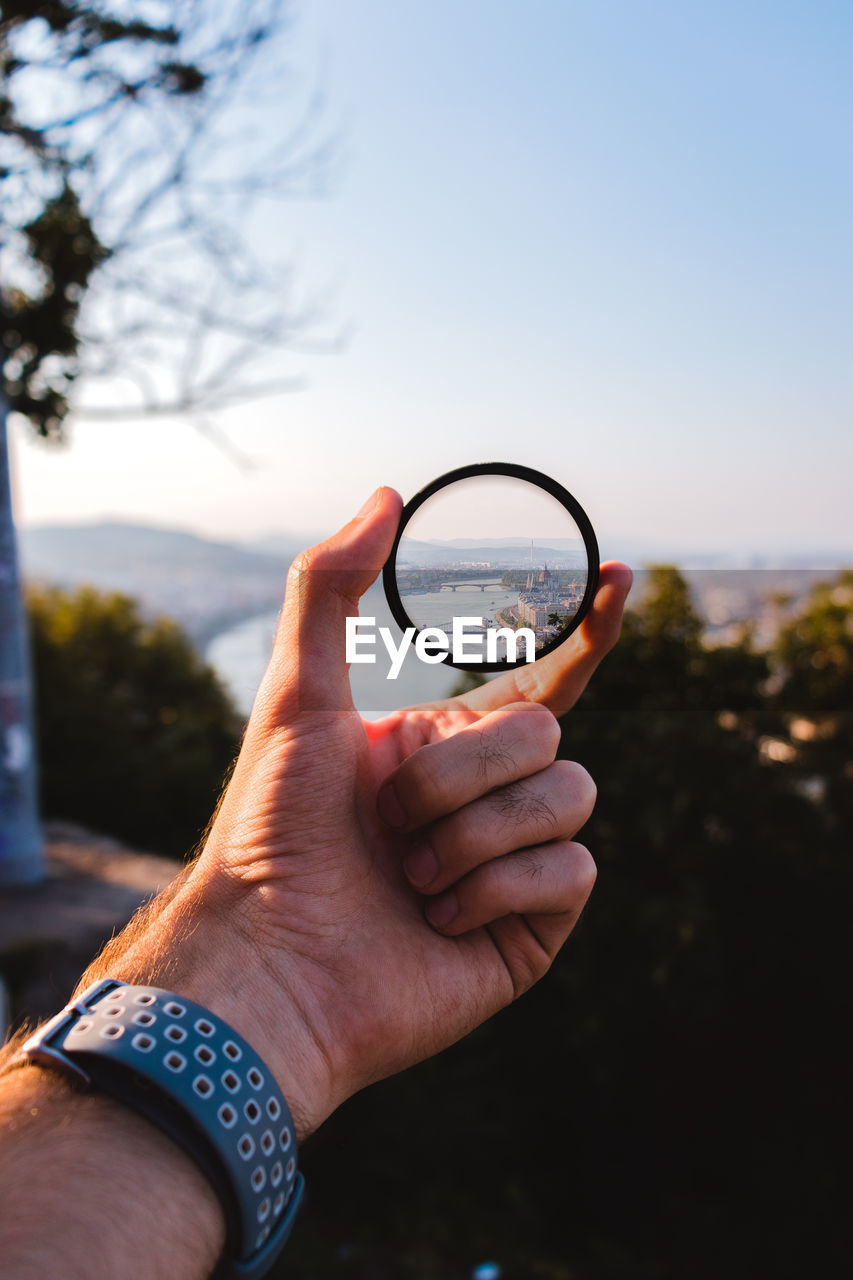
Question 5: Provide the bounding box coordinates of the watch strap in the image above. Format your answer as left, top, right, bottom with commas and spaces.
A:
19, 978, 304, 1280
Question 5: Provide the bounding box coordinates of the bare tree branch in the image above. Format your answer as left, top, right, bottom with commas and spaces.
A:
1, 0, 338, 449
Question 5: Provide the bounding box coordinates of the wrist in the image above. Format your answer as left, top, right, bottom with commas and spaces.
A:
84, 861, 336, 1141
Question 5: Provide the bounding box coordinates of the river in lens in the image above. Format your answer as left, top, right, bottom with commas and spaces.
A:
204, 581, 491, 720
400, 579, 519, 631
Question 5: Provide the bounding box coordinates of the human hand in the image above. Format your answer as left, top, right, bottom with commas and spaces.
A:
98, 487, 632, 1137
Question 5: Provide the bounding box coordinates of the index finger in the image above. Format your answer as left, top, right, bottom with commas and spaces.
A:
455, 561, 633, 720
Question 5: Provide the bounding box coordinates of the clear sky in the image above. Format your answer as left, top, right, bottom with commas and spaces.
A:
11, 0, 853, 561
401, 476, 586, 543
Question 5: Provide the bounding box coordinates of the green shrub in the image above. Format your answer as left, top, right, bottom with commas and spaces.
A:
28, 585, 240, 857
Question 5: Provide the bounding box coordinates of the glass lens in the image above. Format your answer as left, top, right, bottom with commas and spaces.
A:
395, 474, 590, 665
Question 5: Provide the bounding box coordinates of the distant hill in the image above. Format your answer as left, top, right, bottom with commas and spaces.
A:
398, 537, 587, 568
20, 522, 292, 645
420, 537, 586, 550
22, 521, 287, 574
243, 531, 316, 560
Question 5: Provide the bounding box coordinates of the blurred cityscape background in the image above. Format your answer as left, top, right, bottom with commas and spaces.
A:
2, 2, 851, 1277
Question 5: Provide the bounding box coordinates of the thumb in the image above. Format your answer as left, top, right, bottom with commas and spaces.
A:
261, 486, 403, 719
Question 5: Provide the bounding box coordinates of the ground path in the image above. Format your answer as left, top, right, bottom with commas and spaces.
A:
1, 822, 180, 1035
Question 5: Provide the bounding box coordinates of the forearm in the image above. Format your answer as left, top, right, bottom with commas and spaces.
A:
0, 1065, 224, 1280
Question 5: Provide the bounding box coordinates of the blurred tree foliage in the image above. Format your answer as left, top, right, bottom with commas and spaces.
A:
28, 584, 239, 855
773, 569, 853, 838
279, 567, 850, 1280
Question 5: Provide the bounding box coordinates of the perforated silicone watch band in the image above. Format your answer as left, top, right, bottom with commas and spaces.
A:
20, 978, 304, 1280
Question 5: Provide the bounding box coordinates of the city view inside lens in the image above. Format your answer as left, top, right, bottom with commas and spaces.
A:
395, 475, 589, 663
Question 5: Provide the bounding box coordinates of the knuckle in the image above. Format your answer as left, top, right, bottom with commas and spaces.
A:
508, 947, 549, 999
291, 549, 313, 574
502, 782, 558, 833
440, 805, 481, 867
504, 700, 561, 755
553, 759, 597, 813
397, 744, 448, 818
284, 559, 306, 602
285, 549, 319, 602
568, 841, 597, 896
289, 540, 334, 578
514, 847, 548, 883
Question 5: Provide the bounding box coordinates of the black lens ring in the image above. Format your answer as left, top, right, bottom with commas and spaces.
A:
382, 461, 600, 674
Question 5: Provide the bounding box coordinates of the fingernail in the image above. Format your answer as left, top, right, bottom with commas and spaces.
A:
426, 892, 458, 929
403, 841, 438, 888
355, 487, 383, 519
377, 782, 407, 828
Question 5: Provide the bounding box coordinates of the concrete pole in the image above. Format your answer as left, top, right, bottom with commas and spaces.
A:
0, 392, 44, 886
